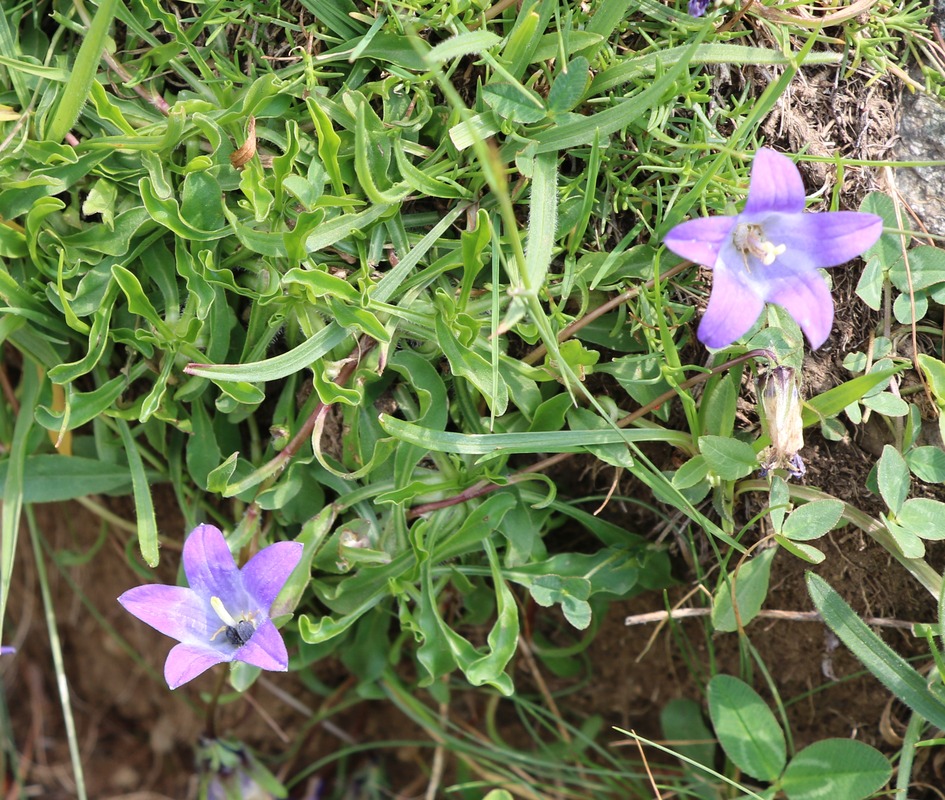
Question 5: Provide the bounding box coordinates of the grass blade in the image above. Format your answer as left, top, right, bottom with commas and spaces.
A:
46, 0, 120, 143
807, 572, 945, 730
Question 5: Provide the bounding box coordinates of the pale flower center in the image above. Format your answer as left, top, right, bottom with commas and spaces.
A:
732, 223, 786, 266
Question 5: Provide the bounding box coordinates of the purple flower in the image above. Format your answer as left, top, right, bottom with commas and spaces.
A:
119, 524, 303, 689
0, 646, 15, 656
689, 0, 710, 15
663, 148, 883, 349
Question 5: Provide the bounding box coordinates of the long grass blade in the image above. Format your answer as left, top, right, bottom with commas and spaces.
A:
46, 0, 120, 142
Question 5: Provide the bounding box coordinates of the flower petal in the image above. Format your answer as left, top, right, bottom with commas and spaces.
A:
663, 216, 737, 268
118, 584, 216, 643
182, 524, 245, 606
765, 264, 834, 349
241, 542, 304, 610
697, 260, 765, 348
236, 619, 289, 672
164, 642, 230, 689
744, 149, 805, 216
765, 211, 883, 268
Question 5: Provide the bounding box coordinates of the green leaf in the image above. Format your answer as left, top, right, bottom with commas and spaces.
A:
807, 572, 945, 731
897, 498, 945, 540
861, 392, 908, 417
427, 30, 502, 63
379, 414, 691, 456
0, 367, 41, 632
801, 361, 908, 426
768, 475, 790, 534
781, 500, 845, 542
893, 290, 928, 324
855, 254, 884, 311
773, 535, 825, 565
883, 516, 925, 558
889, 245, 945, 292
877, 445, 910, 515
530, 36, 704, 153
707, 674, 786, 782
660, 698, 716, 770
46, 0, 120, 142
861, 191, 906, 266
482, 82, 547, 124
698, 435, 758, 481
781, 739, 891, 800
907, 446, 945, 483
917, 354, 945, 409
117, 420, 159, 567
547, 57, 589, 115
673, 455, 709, 490
0, 455, 140, 501
712, 547, 776, 632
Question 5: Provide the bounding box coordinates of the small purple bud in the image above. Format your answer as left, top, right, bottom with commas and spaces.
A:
689, 0, 710, 15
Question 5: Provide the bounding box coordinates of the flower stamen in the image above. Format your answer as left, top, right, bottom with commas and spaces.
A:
210, 596, 239, 628
733, 223, 786, 267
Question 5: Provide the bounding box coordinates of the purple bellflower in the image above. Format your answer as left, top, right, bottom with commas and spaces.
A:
663, 148, 883, 349
119, 524, 303, 689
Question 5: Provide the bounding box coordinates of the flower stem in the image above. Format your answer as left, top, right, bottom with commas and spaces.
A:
204, 665, 230, 740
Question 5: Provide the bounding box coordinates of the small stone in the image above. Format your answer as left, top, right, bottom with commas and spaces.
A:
895, 91, 945, 236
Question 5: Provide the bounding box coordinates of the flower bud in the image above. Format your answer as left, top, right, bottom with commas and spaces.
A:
759, 366, 805, 478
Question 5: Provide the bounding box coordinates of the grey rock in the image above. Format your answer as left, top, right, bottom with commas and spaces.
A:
895, 90, 945, 237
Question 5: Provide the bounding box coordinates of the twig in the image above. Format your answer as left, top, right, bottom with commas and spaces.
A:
523, 261, 691, 365
625, 607, 921, 631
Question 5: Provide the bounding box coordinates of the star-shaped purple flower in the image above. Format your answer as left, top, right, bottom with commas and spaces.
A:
119, 524, 303, 689
663, 148, 883, 349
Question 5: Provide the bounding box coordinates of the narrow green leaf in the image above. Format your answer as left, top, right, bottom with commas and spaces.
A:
523, 152, 558, 291
186, 206, 463, 383
46, 0, 120, 142
807, 572, 945, 731
117, 420, 159, 567
379, 414, 691, 455
917, 354, 945, 408
0, 365, 41, 632
530, 36, 703, 153
802, 361, 908, 426
426, 31, 502, 63
0, 455, 139, 501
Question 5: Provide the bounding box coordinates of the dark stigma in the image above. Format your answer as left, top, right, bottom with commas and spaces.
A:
224, 620, 255, 647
